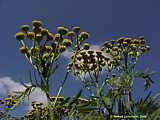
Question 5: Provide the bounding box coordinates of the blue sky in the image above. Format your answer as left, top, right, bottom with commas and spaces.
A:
0, 0, 160, 116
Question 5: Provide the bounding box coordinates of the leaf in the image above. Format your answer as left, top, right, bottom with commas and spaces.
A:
68, 89, 82, 106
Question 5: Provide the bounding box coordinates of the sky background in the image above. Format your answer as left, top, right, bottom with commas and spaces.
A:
0, 0, 160, 116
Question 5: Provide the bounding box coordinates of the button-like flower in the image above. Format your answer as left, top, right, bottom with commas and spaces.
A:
124, 38, 132, 44
87, 50, 94, 55
54, 33, 61, 41
59, 45, 66, 53
122, 41, 128, 47
140, 47, 147, 53
32, 20, 42, 28
83, 43, 90, 50
67, 31, 74, 37
15, 32, 25, 40
36, 34, 43, 41
63, 39, 72, 47
57, 26, 68, 35
133, 39, 139, 44
20, 25, 30, 32
41, 28, 48, 36
79, 32, 89, 40
72, 26, 80, 33
112, 47, 119, 51
32, 26, 42, 34
140, 39, 145, 44
117, 37, 125, 44
27, 32, 35, 40
19, 47, 28, 54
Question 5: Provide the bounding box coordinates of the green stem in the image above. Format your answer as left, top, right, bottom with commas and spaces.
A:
53, 72, 69, 106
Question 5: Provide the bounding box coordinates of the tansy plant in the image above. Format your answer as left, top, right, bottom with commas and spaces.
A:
14, 20, 96, 119
0, 20, 157, 119
67, 35, 156, 118
15, 20, 74, 100
99, 36, 152, 115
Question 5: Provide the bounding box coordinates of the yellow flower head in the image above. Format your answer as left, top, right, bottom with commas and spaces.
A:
133, 39, 140, 44
36, 34, 43, 41
63, 39, 72, 47
140, 47, 147, 53
32, 20, 42, 28
59, 45, 66, 53
54, 33, 62, 41
140, 39, 145, 44
83, 43, 90, 50
117, 37, 125, 44
138, 36, 144, 40
72, 26, 80, 33
27, 32, 35, 40
79, 32, 89, 40
112, 46, 119, 51
124, 38, 132, 44
41, 28, 48, 36
104, 42, 113, 48
32, 26, 42, 34
15, 32, 25, 40
57, 26, 68, 35
67, 31, 74, 37
19, 47, 28, 54
20, 25, 30, 32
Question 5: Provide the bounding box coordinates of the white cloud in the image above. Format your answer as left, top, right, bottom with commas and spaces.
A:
0, 77, 48, 110
0, 77, 26, 96
27, 87, 48, 110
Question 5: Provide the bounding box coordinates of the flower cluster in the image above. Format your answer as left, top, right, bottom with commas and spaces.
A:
15, 21, 90, 81
15, 20, 75, 80
24, 101, 49, 119
0, 94, 18, 119
100, 36, 150, 70
68, 49, 108, 72
67, 36, 150, 87
0, 94, 18, 109
101, 36, 150, 59
23, 96, 95, 120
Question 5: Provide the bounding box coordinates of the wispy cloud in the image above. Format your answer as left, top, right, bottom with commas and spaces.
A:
0, 77, 26, 96
0, 77, 48, 110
